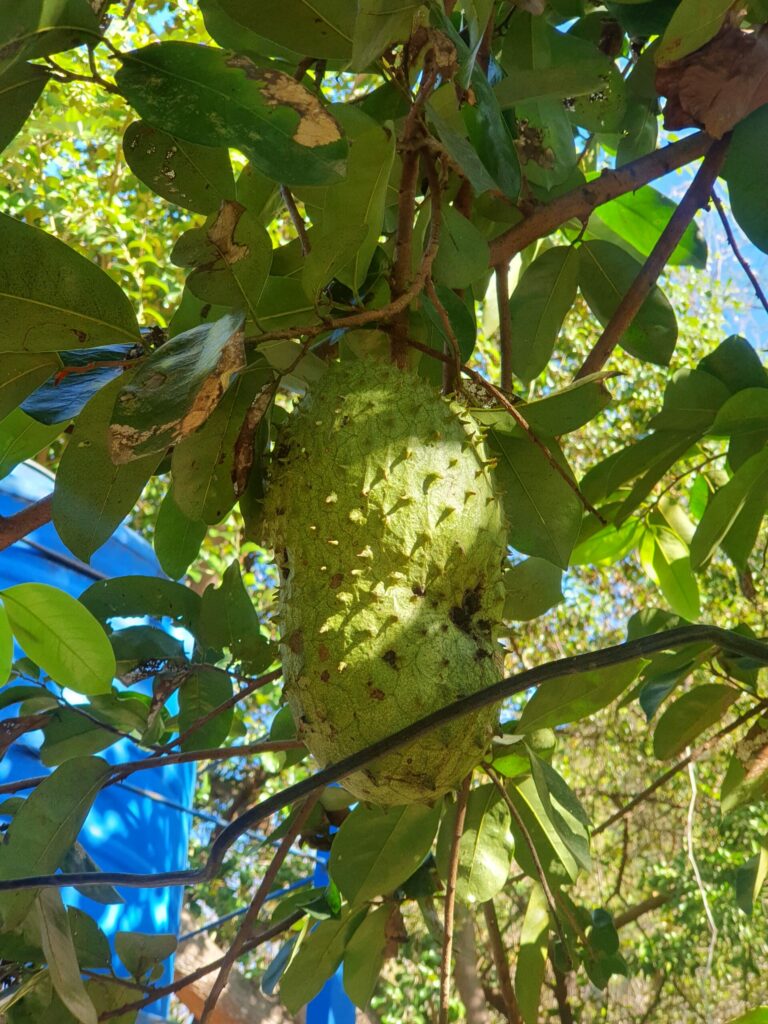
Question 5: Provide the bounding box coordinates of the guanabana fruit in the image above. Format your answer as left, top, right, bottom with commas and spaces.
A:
262, 359, 507, 804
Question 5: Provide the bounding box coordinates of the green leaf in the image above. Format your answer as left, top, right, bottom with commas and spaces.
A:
699, 336, 768, 394
0, 0, 99, 73
479, 375, 612, 437
507, 246, 579, 382
302, 223, 368, 300
690, 448, 768, 569
517, 658, 646, 732
351, 0, 420, 70
280, 909, 367, 1014
109, 311, 245, 463
570, 519, 641, 566
529, 755, 590, 871
342, 904, 390, 1007
650, 368, 730, 433
653, 684, 738, 760
172, 365, 271, 525
176, 203, 272, 319
116, 43, 348, 186
503, 558, 563, 621
0, 353, 60, 421
486, 431, 582, 569
515, 883, 550, 1024
734, 844, 768, 915
643, 528, 700, 620
53, 373, 161, 562
726, 1009, 768, 1024
199, 0, 303, 63
721, 716, 768, 814
657, 0, 733, 65
153, 488, 206, 580
33, 890, 97, 1024
515, 97, 577, 190
80, 575, 201, 633
0, 62, 49, 154
0, 409, 61, 480
329, 802, 442, 905
198, 562, 273, 672
61, 844, 124, 907
725, 106, 768, 253
123, 120, 235, 214
711, 387, 768, 438
216, 0, 354, 59
578, 240, 677, 365
115, 931, 177, 982
432, 205, 489, 290
0, 756, 111, 929
0, 212, 139, 352
593, 186, 706, 269
40, 710, 116, 767
1, 584, 115, 694
0, 603, 12, 686
506, 776, 580, 883
178, 665, 233, 751
435, 784, 513, 903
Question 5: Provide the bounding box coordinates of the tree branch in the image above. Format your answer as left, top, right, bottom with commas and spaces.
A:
483, 900, 522, 1024
3, 626, 767, 894
495, 261, 513, 393
0, 494, 53, 552
576, 136, 730, 379
439, 774, 471, 1024
489, 132, 713, 267
280, 186, 311, 256
711, 186, 768, 316
199, 793, 320, 1022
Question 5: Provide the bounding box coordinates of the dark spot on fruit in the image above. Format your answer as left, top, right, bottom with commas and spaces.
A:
412, 584, 425, 596
287, 630, 303, 654
329, 572, 344, 589
318, 644, 331, 662
370, 688, 385, 701
450, 585, 483, 633
382, 649, 398, 669
320, 670, 330, 682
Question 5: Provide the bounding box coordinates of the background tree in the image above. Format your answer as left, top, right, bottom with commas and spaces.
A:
0, 1, 768, 1022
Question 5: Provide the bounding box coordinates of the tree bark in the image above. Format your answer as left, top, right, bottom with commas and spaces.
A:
452, 907, 492, 1024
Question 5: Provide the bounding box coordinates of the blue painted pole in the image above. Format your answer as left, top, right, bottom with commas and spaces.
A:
306, 849, 356, 1024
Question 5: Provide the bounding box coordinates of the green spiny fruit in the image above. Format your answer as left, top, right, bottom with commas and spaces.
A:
262, 359, 507, 804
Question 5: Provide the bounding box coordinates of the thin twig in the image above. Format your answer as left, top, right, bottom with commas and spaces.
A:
4, 627, 768, 894
711, 187, 768, 316
685, 758, 717, 1010
496, 260, 513, 393
280, 187, 311, 256
483, 900, 522, 1023
576, 136, 730, 379
199, 793, 320, 1022
439, 774, 471, 1024
425, 277, 462, 388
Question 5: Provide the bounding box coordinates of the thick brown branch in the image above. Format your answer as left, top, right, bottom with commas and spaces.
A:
495, 261, 513, 393
576, 136, 730, 379
489, 132, 713, 267
439, 774, 471, 1024
0, 494, 53, 551
613, 892, 671, 929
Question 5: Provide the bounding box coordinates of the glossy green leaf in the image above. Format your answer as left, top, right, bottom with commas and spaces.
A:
644, 529, 700, 620
123, 120, 235, 214
0, 756, 111, 929
529, 755, 591, 870
280, 909, 367, 1014
699, 336, 768, 393
507, 246, 579, 381
570, 519, 641, 566
198, 562, 273, 672
342, 905, 390, 1007
578, 240, 677, 365
0, 62, 49, 153
351, 0, 419, 70
506, 776, 580, 883
593, 186, 707, 269
725, 106, 768, 250
0, 409, 61, 481
657, 0, 733, 64
330, 802, 442, 905
435, 784, 513, 903
690, 448, 768, 569
115, 931, 177, 981
0, 603, 12, 686
727, 1008, 768, 1023
0, 213, 139, 352
40, 709, 117, 767
53, 373, 161, 562
734, 844, 768, 915
711, 387, 768, 438
515, 883, 550, 1024
171, 367, 266, 525
486, 431, 582, 569
0, 352, 60, 421
503, 558, 563, 621
216, 0, 354, 59
153, 488, 206, 580
116, 43, 348, 186
432, 205, 489, 290
0, 0, 99, 74
199, 0, 303, 63
517, 658, 647, 732
109, 311, 245, 463
653, 684, 738, 759
80, 575, 201, 632
1, 583, 115, 694
178, 665, 233, 752
33, 890, 97, 1024
650, 368, 730, 433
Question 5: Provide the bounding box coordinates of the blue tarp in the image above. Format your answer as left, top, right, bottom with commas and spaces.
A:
0, 462, 195, 1021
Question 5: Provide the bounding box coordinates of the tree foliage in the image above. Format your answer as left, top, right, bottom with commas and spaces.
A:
1, 1, 768, 1022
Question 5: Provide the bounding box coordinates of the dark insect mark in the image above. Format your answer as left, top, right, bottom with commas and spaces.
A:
381, 649, 398, 669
